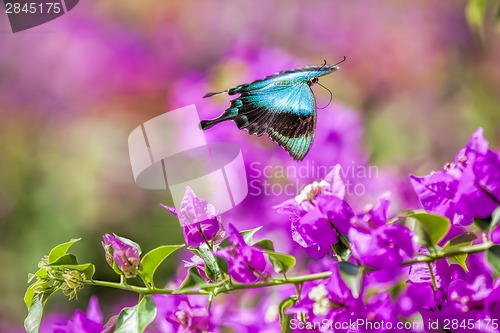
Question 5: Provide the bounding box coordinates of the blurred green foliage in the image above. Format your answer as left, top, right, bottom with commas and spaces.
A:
466, 0, 500, 38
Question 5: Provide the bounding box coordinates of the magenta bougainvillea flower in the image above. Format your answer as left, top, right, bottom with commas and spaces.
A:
165, 298, 210, 333
411, 128, 500, 225
183, 254, 209, 282
348, 197, 415, 269
352, 195, 391, 230
101, 234, 141, 279
292, 195, 354, 259
161, 186, 224, 248
53, 296, 103, 333
276, 165, 355, 258
215, 224, 267, 283
349, 224, 414, 269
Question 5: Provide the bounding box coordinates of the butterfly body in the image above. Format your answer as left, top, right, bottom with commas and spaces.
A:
200, 61, 343, 161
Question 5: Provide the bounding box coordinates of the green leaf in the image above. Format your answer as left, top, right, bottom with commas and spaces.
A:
219, 226, 263, 248
242, 226, 263, 244
49, 263, 96, 280
332, 239, 351, 261
445, 232, 477, 246
28, 268, 48, 283
408, 212, 450, 247
266, 251, 296, 274
214, 256, 229, 276
189, 246, 221, 282
25, 281, 54, 310
255, 240, 295, 274
490, 206, 500, 231
176, 267, 212, 293
475, 217, 492, 231
487, 245, 500, 277
47, 254, 78, 266
24, 293, 43, 333
279, 296, 296, 333
24, 284, 36, 310
389, 280, 407, 300
78, 264, 95, 279
48, 238, 81, 264
466, 0, 489, 38
254, 239, 275, 252
474, 207, 500, 232
442, 232, 477, 271
338, 262, 361, 298
114, 295, 157, 333
139, 245, 184, 283
446, 254, 469, 271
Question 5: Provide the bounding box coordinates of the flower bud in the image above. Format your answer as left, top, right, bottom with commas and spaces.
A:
102, 234, 141, 278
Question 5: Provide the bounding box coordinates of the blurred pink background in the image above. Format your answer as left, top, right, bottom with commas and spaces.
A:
1, 0, 499, 331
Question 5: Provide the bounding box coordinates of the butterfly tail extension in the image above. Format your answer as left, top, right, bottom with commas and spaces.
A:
203, 89, 229, 98
199, 115, 233, 130
199, 119, 217, 130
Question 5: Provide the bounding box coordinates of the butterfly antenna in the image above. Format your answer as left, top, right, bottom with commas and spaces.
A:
320, 59, 327, 70
316, 82, 333, 109
313, 60, 328, 76
331, 56, 347, 67
203, 89, 229, 98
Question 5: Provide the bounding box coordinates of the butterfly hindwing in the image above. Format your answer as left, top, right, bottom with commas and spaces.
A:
267, 111, 316, 161
231, 82, 316, 161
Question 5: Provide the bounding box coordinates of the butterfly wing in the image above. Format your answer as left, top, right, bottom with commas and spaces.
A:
232, 82, 316, 161
228, 65, 338, 96
201, 65, 342, 160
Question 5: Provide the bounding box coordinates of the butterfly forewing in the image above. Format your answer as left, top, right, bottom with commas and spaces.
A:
230, 67, 334, 96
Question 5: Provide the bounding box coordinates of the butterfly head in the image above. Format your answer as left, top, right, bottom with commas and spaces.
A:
308, 77, 319, 86
307, 64, 338, 86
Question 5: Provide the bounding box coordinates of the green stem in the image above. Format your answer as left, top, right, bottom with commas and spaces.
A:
81, 271, 332, 297
76, 242, 492, 298
83, 279, 210, 295
328, 219, 352, 252
207, 293, 214, 312
212, 272, 332, 296
139, 275, 153, 290
294, 282, 303, 300
400, 241, 493, 266
359, 270, 366, 299
427, 262, 438, 291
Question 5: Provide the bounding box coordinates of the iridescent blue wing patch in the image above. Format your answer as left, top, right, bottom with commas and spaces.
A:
200, 61, 343, 161
233, 83, 316, 161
